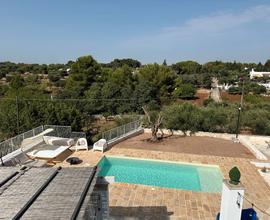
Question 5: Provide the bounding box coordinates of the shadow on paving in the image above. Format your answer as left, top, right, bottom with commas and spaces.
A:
110, 206, 173, 220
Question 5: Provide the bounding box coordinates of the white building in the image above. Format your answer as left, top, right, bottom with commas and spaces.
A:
250, 68, 270, 79
258, 82, 270, 90
217, 83, 234, 91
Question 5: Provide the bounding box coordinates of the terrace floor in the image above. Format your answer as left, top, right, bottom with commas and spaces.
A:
56, 134, 270, 220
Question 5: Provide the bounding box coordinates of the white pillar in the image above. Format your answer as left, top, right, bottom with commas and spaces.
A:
220, 179, 245, 220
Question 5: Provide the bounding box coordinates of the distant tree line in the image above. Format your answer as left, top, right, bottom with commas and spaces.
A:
0, 55, 269, 140
1, 57, 270, 86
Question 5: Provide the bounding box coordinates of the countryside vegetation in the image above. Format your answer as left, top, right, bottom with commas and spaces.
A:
0, 56, 270, 141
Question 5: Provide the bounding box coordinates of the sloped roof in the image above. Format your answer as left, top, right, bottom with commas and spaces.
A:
0, 166, 98, 220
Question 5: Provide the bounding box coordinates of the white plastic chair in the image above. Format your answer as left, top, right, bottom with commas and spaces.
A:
93, 139, 108, 152
71, 138, 88, 151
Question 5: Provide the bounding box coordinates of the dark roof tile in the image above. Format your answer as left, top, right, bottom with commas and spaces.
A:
0, 167, 97, 220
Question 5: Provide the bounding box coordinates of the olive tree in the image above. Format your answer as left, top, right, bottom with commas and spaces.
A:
142, 106, 163, 142
163, 103, 202, 135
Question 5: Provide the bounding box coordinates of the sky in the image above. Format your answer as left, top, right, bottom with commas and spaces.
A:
0, 0, 270, 64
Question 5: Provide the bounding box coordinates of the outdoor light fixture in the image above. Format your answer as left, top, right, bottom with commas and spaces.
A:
235, 68, 247, 140
236, 194, 241, 208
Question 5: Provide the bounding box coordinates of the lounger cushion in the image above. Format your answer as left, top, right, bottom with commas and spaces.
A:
27, 146, 69, 159
43, 136, 75, 146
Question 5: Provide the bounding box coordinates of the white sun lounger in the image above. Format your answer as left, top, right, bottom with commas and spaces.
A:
27, 146, 70, 159
21, 128, 72, 163
93, 139, 108, 152
43, 136, 75, 146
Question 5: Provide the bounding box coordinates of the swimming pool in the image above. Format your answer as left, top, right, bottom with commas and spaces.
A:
98, 156, 223, 193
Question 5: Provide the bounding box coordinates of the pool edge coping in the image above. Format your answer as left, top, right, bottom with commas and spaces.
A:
104, 154, 220, 168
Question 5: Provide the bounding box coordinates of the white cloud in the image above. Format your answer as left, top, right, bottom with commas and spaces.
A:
119, 4, 270, 63
161, 5, 270, 36
123, 4, 270, 44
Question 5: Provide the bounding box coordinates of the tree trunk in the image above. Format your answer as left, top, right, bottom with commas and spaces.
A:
142, 106, 163, 142
160, 128, 164, 139
151, 126, 159, 142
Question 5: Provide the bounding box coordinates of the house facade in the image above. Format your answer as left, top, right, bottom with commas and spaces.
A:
250, 68, 270, 79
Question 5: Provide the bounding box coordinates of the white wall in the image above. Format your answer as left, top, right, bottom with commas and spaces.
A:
220, 180, 245, 220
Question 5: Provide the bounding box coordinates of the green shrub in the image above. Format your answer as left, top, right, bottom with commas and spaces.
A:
114, 115, 140, 126
91, 132, 102, 144
201, 108, 229, 133
180, 83, 196, 99
229, 167, 241, 185
202, 98, 214, 106
228, 86, 240, 94
246, 82, 266, 94
242, 109, 270, 135
163, 103, 202, 135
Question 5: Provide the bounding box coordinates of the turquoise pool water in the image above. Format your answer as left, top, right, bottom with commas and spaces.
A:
98, 156, 223, 193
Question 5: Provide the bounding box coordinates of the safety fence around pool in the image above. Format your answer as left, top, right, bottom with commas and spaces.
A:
101, 120, 142, 143
0, 125, 85, 159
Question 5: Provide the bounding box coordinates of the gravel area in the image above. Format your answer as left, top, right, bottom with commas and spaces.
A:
113, 133, 255, 159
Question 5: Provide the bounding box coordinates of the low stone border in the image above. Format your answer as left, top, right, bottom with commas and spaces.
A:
238, 137, 268, 160
251, 161, 270, 168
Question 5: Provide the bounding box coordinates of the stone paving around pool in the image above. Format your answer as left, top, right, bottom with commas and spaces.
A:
106, 148, 270, 220
57, 147, 270, 219
109, 182, 221, 220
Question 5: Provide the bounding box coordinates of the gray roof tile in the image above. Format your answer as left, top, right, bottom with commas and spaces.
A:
0, 166, 97, 220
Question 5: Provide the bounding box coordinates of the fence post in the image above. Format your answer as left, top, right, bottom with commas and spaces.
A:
10, 140, 14, 152
15, 96, 20, 135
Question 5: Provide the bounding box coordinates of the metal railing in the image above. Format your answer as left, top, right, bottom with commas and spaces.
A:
101, 120, 141, 142
44, 125, 72, 138
0, 125, 86, 159
0, 125, 44, 158
44, 125, 86, 140
70, 131, 86, 140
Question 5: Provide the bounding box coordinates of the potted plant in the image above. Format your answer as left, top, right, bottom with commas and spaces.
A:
229, 167, 241, 185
